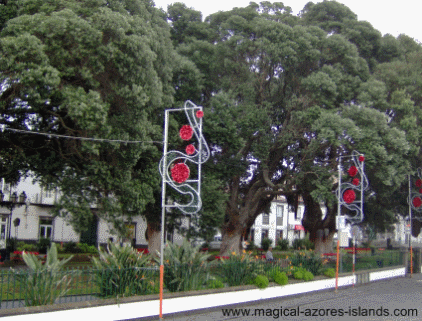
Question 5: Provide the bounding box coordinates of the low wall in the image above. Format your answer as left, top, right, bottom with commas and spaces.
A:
0, 266, 406, 321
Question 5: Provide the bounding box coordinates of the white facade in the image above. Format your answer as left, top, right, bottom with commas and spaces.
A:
250, 196, 313, 247
0, 176, 188, 249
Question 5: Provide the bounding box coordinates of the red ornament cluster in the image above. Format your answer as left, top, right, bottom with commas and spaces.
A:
171, 163, 190, 183
413, 197, 422, 208
172, 109, 204, 183
179, 125, 193, 141
343, 189, 356, 204
352, 178, 360, 186
348, 166, 358, 177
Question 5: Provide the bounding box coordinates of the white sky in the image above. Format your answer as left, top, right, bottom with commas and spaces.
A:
153, 0, 422, 43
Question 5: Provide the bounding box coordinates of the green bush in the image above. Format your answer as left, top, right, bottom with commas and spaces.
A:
37, 238, 51, 254
289, 250, 324, 275
274, 271, 288, 285
13, 243, 77, 306
215, 251, 259, 286
154, 239, 210, 292
17, 242, 38, 252
92, 243, 154, 297
292, 237, 314, 250
77, 243, 98, 254
276, 239, 289, 251
63, 242, 80, 253
207, 278, 225, 289
293, 270, 304, 280
323, 268, 336, 278
303, 271, 314, 281
261, 238, 273, 251
254, 275, 269, 289
246, 240, 256, 251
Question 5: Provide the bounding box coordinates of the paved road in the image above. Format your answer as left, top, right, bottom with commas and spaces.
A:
129, 274, 422, 321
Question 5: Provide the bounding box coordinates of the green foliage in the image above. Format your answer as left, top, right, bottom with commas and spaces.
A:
92, 243, 153, 297
37, 238, 51, 254
13, 243, 76, 306
254, 275, 269, 289
323, 268, 336, 278
289, 251, 324, 275
293, 270, 304, 280
303, 271, 314, 281
16, 241, 37, 252
206, 278, 225, 289
292, 237, 315, 250
261, 238, 273, 251
77, 243, 98, 254
215, 251, 258, 286
154, 240, 210, 292
276, 239, 289, 251
273, 271, 289, 285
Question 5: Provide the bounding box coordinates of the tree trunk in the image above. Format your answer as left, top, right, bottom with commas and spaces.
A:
314, 231, 334, 253
220, 229, 243, 256
147, 221, 161, 256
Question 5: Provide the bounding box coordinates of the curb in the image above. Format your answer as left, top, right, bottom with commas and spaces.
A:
0, 267, 406, 321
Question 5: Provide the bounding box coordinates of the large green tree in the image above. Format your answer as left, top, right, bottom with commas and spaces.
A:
169, 1, 415, 254
0, 0, 176, 251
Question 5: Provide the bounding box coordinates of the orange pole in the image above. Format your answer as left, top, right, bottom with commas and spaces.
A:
410, 246, 413, 277
335, 239, 340, 291
159, 264, 164, 319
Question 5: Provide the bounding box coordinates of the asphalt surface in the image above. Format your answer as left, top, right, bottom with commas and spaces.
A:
126, 273, 422, 321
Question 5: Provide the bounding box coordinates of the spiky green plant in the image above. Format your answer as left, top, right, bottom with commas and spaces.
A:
13, 243, 76, 306
92, 243, 155, 297
154, 240, 210, 292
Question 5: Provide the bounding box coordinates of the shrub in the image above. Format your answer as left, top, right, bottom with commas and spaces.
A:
215, 251, 259, 286
323, 268, 336, 278
292, 237, 314, 250
63, 242, 79, 253
13, 243, 76, 306
276, 239, 289, 251
254, 275, 269, 289
92, 243, 154, 297
294, 270, 304, 280
77, 243, 98, 254
274, 271, 288, 285
289, 250, 324, 275
303, 271, 314, 281
207, 278, 225, 289
261, 238, 273, 251
17, 242, 38, 252
154, 239, 210, 292
37, 238, 51, 254
246, 240, 256, 251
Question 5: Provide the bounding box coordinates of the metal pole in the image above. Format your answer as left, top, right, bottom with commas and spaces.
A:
335, 159, 342, 291
352, 234, 356, 287
409, 174, 413, 277
159, 110, 170, 319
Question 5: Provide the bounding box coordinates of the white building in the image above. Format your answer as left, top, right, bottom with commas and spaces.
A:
0, 176, 188, 253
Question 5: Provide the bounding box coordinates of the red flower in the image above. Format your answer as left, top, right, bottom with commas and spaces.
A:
352, 178, 360, 186
416, 179, 422, 188
343, 189, 356, 204
413, 197, 422, 208
171, 163, 190, 183
348, 166, 358, 177
359, 156, 365, 162
196, 110, 204, 118
179, 125, 193, 141
185, 144, 195, 155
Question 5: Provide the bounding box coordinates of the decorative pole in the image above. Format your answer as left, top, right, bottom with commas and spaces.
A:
158, 101, 209, 319
408, 168, 422, 277
335, 151, 368, 291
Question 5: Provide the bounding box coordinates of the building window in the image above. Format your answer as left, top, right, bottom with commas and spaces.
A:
39, 218, 53, 239
123, 222, 136, 244
276, 206, 283, 218
261, 229, 269, 240
249, 229, 255, 242
262, 213, 269, 225
43, 185, 54, 198
0, 216, 7, 249
276, 229, 283, 240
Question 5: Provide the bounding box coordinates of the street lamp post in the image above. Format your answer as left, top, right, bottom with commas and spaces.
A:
0, 190, 27, 260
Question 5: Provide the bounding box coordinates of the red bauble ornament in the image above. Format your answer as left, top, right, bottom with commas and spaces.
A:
185, 144, 195, 155
179, 125, 193, 141
348, 166, 358, 177
416, 179, 422, 188
352, 178, 360, 186
171, 163, 190, 183
196, 110, 204, 118
413, 197, 422, 208
343, 189, 356, 204
359, 156, 365, 162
